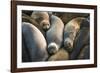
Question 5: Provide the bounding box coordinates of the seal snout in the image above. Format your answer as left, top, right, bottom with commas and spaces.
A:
48, 43, 59, 55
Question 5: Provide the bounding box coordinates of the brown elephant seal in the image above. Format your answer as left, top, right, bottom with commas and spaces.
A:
64, 17, 86, 52
31, 11, 50, 31
70, 18, 90, 60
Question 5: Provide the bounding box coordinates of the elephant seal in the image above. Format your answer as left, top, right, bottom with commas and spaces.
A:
31, 11, 50, 31
64, 17, 86, 52
22, 13, 46, 36
22, 22, 48, 62
46, 15, 64, 55
70, 18, 90, 60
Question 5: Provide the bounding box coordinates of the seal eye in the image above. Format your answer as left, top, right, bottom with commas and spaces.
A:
38, 17, 43, 21
35, 17, 43, 23
42, 23, 47, 27
68, 32, 74, 40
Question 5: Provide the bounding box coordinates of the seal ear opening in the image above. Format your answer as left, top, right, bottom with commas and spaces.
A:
47, 43, 59, 55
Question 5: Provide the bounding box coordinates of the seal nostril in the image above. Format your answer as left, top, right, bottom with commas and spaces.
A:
42, 23, 50, 31
47, 24, 50, 27
67, 42, 71, 47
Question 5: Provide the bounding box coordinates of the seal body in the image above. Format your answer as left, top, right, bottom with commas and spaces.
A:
46, 15, 64, 55
22, 22, 48, 62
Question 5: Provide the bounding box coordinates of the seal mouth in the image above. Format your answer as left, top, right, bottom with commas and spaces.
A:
64, 38, 73, 52
42, 25, 50, 31
65, 42, 71, 48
